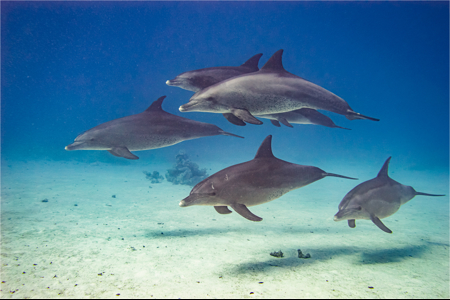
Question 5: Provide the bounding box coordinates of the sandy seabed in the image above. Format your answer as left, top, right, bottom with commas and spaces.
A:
1, 159, 449, 299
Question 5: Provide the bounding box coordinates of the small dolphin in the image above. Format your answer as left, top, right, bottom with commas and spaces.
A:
180, 49, 379, 125
179, 135, 357, 221
166, 53, 263, 92
256, 108, 350, 129
65, 96, 243, 160
334, 157, 445, 233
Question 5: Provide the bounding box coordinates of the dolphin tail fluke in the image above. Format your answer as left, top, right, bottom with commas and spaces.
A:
346, 111, 380, 121
415, 191, 446, 197
324, 173, 358, 180
219, 131, 245, 139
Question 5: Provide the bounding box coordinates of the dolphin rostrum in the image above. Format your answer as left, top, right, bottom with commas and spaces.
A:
256, 108, 350, 129
65, 96, 243, 160
179, 49, 379, 125
334, 157, 445, 233
179, 135, 357, 221
166, 53, 263, 92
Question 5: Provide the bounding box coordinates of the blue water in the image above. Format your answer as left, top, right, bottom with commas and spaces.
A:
1, 1, 449, 298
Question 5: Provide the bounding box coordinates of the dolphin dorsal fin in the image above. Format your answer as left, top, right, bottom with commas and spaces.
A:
240, 53, 263, 71
261, 49, 285, 71
145, 96, 167, 112
254, 135, 275, 159
377, 157, 392, 178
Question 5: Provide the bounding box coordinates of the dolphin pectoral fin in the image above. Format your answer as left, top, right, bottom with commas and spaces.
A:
270, 120, 281, 127
370, 214, 392, 233
278, 117, 293, 128
222, 113, 246, 126
231, 203, 263, 221
348, 219, 356, 228
214, 206, 232, 214
108, 147, 139, 160
230, 108, 263, 125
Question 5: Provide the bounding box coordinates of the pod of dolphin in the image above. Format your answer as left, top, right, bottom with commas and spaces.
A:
66, 49, 445, 233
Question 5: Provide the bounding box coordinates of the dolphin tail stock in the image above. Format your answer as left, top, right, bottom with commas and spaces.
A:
219, 130, 244, 138
414, 191, 446, 197
345, 110, 380, 121
324, 172, 358, 180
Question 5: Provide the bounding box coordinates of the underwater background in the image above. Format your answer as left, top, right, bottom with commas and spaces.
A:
1, 1, 449, 298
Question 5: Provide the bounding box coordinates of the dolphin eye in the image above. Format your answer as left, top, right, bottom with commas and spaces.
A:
356, 206, 362, 211
206, 97, 214, 101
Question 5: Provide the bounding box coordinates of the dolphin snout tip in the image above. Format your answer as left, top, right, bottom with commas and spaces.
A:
179, 106, 185, 112
333, 215, 339, 222
179, 201, 186, 207
166, 80, 171, 85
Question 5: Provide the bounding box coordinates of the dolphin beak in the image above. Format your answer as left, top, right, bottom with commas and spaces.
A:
179, 200, 187, 207
65, 141, 84, 151
179, 100, 199, 112
333, 215, 339, 221
166, 80, 174, 86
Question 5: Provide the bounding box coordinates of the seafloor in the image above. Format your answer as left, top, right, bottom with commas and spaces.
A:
1, 159, 449, 298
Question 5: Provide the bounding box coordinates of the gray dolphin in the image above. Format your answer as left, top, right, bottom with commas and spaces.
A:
166, 53, 263, 92
334, 157, 445, 233
256, 108, 350, 129
179, 135, 357, 221
65, 96, 243, 160
179, 49, 379, 125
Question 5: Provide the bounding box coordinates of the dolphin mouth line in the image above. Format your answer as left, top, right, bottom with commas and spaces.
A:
179, 102, 197, 112
166, 79, 179, 86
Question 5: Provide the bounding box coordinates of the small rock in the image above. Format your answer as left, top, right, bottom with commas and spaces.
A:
270, 250, 284, 258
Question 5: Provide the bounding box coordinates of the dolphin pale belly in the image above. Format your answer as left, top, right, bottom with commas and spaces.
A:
334, 157, 445, 233
179, 49, 379, 125
256, 108, 350, 129
180, 135, 357, 221
166, 53, 262, 92
65, 96, 243, 160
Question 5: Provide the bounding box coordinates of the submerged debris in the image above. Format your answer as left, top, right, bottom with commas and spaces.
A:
298, 249, 311, 259
270, 250, 284, 258
165, 151, 208, 186
143, 171, 164, 183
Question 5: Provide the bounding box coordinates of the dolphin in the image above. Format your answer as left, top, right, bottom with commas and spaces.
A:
179, 135, 357, 221
256, 108, 350, 129
334, 157, 445, 233
179, 49, 379, 125
65, 96, 243, 160
166, 53, 263, 92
